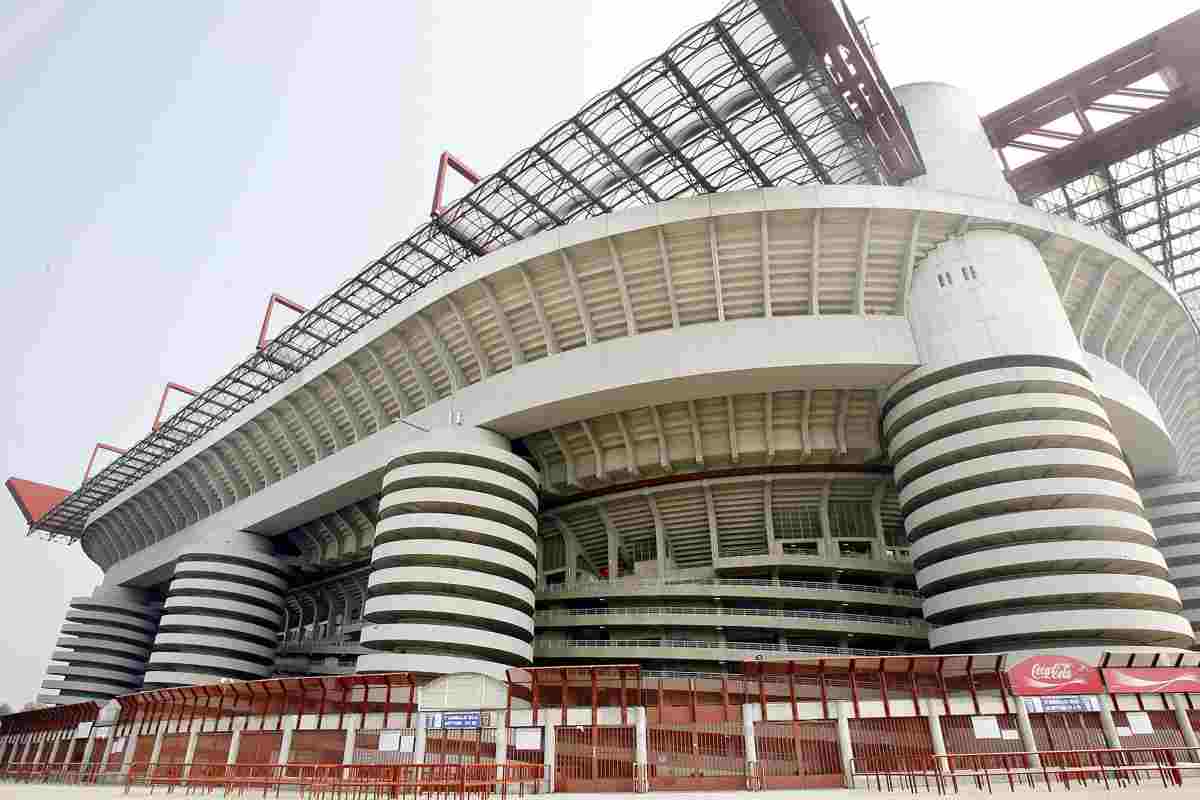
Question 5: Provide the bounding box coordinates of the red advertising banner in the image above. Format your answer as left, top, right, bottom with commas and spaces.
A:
1007, 655, 1105, 695
1101, 667, 1200, 694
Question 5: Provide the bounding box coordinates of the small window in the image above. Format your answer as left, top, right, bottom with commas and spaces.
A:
945, 272, 953, 285
961, 267, 970, 280
937, 274, 944, 287
782, 541, 819, 556
838, 540, 873, 559
970, 266, 978, 279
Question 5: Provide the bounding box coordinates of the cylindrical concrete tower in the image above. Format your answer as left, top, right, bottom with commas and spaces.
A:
40, 586, 160, 704
357, 427, 539, 680
883, 83, 1193, 653
143, 532, 287, 688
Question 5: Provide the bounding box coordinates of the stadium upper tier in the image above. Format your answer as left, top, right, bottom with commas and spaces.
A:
26, 0, 919, 541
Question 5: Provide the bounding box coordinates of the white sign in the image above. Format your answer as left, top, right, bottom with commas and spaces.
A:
111, 737, 125, 754
511, 728, 541, 751
1001, 730, 1020, 741
971, 716, 1003, 740
378, 731, 402, 752
74, 723, 93, 740
1117, 727, 1132, 737
1022, 695, 1101, 714
400, 736, 415, 754
1126, 712, 1154, 735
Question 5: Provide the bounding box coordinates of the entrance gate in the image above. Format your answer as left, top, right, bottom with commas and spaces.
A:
754, 720, 842, 788
554, 726, 635, 792
646, 721, 745, 790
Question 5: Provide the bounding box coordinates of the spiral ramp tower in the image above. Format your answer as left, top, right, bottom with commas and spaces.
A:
357, 428, 540, 681
1140, 477, 1200, 636
883, 84, 1193, 654
37, 586, 159, 706
142, 533, 287, 689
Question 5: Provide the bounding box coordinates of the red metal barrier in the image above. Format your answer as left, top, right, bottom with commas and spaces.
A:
646, 721, 745, 791
121, 760, 544, 798
555, 725, 635, 793
852, 746, 1200, 794
753, 719, 843, 788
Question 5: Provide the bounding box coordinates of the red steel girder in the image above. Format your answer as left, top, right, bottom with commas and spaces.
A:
983, 10, 1200, 198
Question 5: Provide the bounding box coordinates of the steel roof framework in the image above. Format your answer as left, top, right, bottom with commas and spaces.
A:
1030, 124, 1200, 312
32, 0, 919, 540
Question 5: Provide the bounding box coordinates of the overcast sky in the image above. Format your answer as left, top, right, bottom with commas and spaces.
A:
1, 0, 1195, 707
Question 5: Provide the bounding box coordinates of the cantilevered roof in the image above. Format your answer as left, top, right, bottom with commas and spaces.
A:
28, 0, 920, 541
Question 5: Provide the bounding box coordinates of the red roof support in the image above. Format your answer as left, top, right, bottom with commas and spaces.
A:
151, 382, 199, 432
257, 293, 308, 351
430, 152, 481, 218
82, 442, 126, 484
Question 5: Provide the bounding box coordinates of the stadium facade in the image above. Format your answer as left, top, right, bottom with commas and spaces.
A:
10, 0, 1200, 712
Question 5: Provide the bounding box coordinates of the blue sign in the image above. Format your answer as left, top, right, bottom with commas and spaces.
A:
442, 712, 482, 729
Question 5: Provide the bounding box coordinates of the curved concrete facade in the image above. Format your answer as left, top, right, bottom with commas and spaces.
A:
142, 533, 286, 688
357, 428, 540, 680
30, 75, 1200, 702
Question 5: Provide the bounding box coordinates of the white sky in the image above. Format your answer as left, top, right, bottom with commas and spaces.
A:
1, 0, 1195, 707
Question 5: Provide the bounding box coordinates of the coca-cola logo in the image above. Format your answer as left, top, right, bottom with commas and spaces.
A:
1030, 663, 1078, 682
1008, 655, 1104, 696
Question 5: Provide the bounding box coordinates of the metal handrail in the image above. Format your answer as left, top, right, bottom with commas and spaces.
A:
538, 576, 919, 598
534, 605, 925, 627
278, 640, 367, 655
535, 638, 904, 656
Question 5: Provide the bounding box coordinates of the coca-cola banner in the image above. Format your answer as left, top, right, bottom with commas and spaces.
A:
1007, 655, 1104, 696
1101, 667, 1200, 694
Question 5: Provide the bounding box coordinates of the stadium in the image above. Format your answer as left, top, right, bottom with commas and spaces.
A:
5, 0, 1200, 793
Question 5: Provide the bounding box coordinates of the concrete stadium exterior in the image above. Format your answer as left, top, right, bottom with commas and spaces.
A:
13, 2, 1200, 712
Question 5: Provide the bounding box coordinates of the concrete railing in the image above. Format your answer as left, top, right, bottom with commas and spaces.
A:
538, 576, 919, 597
535, 638, 905, 657
534, 606, 925, 627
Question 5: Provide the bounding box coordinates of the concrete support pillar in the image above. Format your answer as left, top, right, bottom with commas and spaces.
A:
413, 713, 427, 764
494, 713, 508, 782
741, 703, 759, 788
120, 732, 138, 775
1012, 696, 1042, 769
227, 721, 243, 766
98, 732, 116, 770
835, 702, 854, 787
79, 732, 97, 768
278, 719, 296, 765
182, 728, 200, 778
342, 720, 358, 765
1169, 695, 1200, 750
634, 707, 650, 792
1098, 699, 1122, 750
150, 729, 165, 765
542, 716, 556, 794
342, 719, 359, 778
926, 707, 947, 773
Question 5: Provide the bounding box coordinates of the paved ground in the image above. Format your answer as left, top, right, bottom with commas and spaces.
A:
1, 786, 1195, 799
